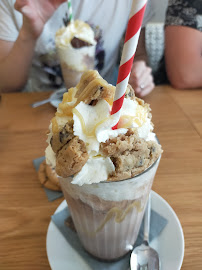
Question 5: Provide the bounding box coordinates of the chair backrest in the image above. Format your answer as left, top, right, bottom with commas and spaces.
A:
145, 22, 165, 72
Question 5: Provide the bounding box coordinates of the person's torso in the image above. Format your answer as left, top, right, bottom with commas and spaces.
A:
6, 0, 153, 91
26, 0, 133, 91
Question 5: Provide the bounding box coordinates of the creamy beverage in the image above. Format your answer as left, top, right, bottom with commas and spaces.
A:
55, 20, 97, 89
45, 70, 162, 260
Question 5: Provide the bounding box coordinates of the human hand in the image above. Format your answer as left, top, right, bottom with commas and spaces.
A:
129, 61, 155, 98
15, 0, 66, 40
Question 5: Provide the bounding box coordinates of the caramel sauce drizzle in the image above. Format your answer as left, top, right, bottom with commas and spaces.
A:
118, 105, 147, 129
81, 200, 143, 237
55, 87, 77, 118
94, 200, 143, 234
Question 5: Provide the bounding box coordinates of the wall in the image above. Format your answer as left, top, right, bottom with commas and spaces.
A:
150, 0, 169, 23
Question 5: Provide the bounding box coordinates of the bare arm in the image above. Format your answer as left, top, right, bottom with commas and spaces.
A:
0, 33, 36, 93
165, 26, 202, 89
0, 0, 66, 93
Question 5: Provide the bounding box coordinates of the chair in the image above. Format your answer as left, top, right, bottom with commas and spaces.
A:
145, 22, 165, 73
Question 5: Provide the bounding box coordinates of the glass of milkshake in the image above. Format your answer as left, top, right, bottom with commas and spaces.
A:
55, 20, 97, 90
60, 157, 160, 261
46, 70, 162, 261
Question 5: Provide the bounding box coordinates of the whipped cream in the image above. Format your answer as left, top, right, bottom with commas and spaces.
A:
55, 20, 96, 47
72, 156, 115, 186
73, 98, 154, 152
73, 99, 127, 153
45, 145, 56, 168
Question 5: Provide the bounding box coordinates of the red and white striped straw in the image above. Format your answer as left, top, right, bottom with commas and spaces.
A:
111, 0, 148, 129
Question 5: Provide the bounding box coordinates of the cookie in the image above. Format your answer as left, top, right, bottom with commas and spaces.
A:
50, 120, 74, 153
56, 136, 89, 178
76, 70, 101, 96
38, 160, 47, 185
125, 84, 135, 100
100, 129, 162, 181
75, 70, 115, 106
45, 164, 61, 188
38, 161, 61, 191
43, 179, 61, 191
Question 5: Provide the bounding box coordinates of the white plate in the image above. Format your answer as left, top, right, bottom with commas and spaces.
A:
50, 88, 66, 108
46, 191, 184, 270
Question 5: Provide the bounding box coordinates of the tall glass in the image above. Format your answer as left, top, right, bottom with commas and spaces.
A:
56, 43, 96, 90
60, 156, 160, 261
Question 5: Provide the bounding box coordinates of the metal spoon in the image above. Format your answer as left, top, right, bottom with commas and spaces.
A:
31, 88, 66, 108
31, 97, 56, 108
130, 194, 160, 270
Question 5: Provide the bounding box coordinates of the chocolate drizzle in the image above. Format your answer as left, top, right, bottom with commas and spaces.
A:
71, 37, 93, 48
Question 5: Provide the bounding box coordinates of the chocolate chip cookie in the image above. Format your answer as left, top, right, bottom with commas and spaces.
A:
56, 136, 89, 178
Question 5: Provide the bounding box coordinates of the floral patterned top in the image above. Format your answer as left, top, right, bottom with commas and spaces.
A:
165, 0, 202, 31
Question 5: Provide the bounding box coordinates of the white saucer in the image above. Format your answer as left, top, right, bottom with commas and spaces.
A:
46, 191, 184, 270
49, 88, 66, 108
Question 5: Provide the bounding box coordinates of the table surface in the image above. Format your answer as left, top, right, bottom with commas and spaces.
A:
0, 85, 202, 269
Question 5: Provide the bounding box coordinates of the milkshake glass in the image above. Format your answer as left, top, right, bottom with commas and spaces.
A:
60, 156, 160, 261
55, 20, 97, 89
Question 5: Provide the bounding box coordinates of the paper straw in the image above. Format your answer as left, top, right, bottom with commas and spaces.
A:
111, 0, 148, 129
67, 0, 73, 22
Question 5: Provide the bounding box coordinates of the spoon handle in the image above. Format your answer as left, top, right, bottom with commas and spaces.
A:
143, 193, 151, 243
31, 98, 52, 108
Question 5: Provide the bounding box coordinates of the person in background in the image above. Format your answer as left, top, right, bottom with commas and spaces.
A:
0, 0, 155, 97
165, 0, 202, 89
